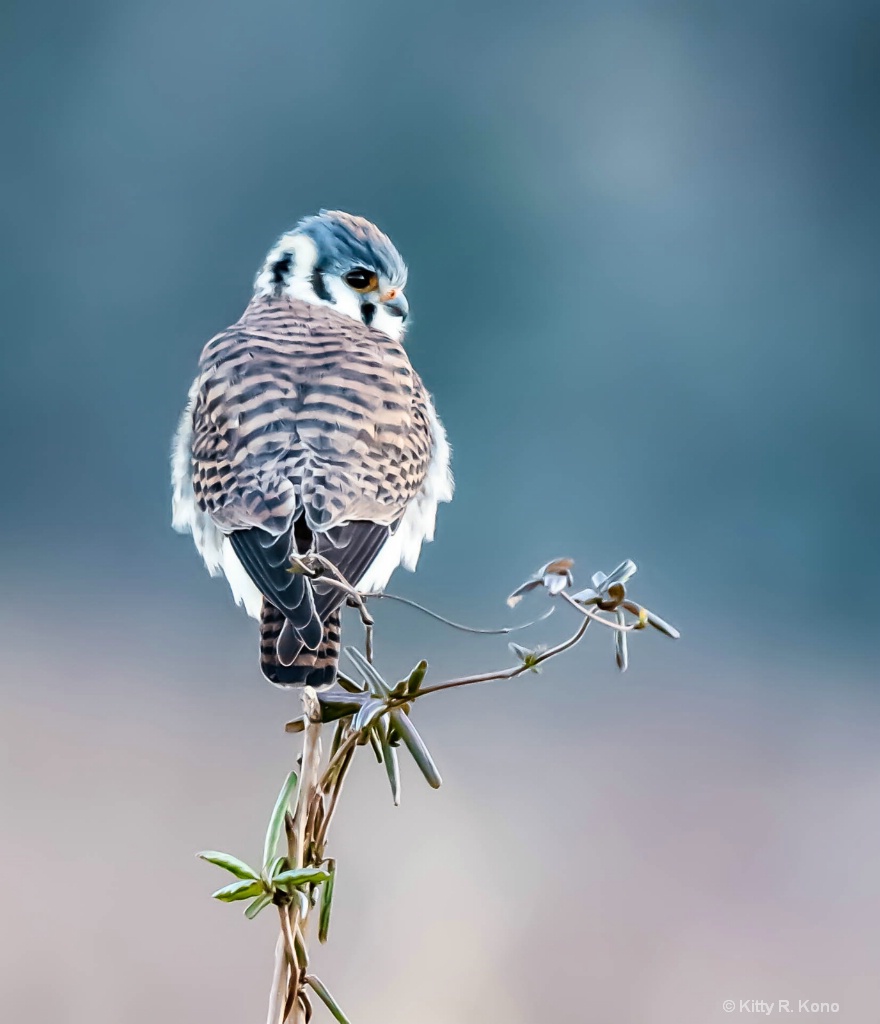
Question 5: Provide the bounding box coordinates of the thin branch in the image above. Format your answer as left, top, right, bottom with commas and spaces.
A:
239, 555, 676, 1024
279, 905, 299, 969
367, 592, 556, 635
293, 690, 323, 869
559, 591, 643, 631
285, 689, 323, 1022
266, 932, 289, 1024
320, 730, 361, 793
405, 614, 592, 699
315, 745, 355, 856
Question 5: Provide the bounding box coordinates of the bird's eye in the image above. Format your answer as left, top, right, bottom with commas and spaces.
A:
343, 268, 378, 293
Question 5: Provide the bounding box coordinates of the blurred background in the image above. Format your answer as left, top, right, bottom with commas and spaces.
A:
1, 0, 878, 1020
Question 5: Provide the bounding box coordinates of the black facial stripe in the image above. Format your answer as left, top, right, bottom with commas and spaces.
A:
360, 302, 376, 326
271, 252, 293, 288
311, 266, 333, 303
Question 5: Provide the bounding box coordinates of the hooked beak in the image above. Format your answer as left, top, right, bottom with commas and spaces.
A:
379, 287, 408, 321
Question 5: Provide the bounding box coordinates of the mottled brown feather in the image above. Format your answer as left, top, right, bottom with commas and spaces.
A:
191, 295, 432, 536
189, 295, 434, 687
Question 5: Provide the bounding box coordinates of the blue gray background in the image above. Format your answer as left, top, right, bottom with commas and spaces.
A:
1, 1, 878, 1022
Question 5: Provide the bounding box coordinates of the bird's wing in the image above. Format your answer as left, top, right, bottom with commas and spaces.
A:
188, 296, 433, 633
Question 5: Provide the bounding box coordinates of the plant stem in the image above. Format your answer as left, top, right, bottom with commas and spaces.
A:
279, 905, 300, 971
315, 745, 355, 856
266, 932, 288, 1024
286, 688, 323, 1023
397, 614, 592, 700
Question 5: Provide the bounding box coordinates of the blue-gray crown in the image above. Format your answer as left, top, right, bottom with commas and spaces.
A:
295, 210, 407, 287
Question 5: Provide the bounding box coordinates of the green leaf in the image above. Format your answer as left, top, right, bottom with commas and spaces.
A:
345, 648, 390, 696
317, 691, 370, 722
318, 860, 336, 944
306, 975, 352, 1024
212, 879, 265, 902
353, 697, 386, 734
368, 726, 384, 763
294, 925, 309, 966
380, 721, 401, 806
293, 888, 310, 918
197, 851, 259, 881
264, 855, 287, 881
263, 771, 298, 869
274, 866, 332, 890
244, 893, 273, 919
336, 672, 367, 693
508, 642, 544, 672
405, 659, 428, 695
390, 709, 442, 789
390, 659, 428, 699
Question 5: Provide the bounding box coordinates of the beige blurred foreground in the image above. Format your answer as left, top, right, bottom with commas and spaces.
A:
1, 596, 878, 1024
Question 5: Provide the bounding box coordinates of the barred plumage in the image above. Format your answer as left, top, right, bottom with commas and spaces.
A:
259, 602, 341, 688
172, 221, 453, 690
192, 295, 433, 534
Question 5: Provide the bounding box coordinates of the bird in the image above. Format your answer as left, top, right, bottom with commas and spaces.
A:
171, 210, 453, 688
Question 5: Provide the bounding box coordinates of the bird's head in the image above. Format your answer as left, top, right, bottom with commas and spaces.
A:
254, 210, 409, 340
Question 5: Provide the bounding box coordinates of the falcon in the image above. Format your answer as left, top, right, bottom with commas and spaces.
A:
172, 211, 453, 688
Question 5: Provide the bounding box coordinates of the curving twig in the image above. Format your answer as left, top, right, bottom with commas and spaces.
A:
202, 556, 678, 1024
367, 591, 555, 635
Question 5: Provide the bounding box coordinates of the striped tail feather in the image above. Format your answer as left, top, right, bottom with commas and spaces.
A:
260, 600, 341, 689
254, 521, 390, 688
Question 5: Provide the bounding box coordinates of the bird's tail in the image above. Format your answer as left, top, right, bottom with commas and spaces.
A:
260, 600, 341, 689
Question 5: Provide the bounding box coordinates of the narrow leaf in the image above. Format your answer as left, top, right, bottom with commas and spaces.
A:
318, 860, 336, 944
294, 888, 310, 918
353, 698, 386, 734
405, 660, 428, 695
212, 879, 264, 902
317, 691, 369, 722
506, 578, 541, 607
263, 771, 299, 869
274, 866, 332, 889
306, 975, 352, 1024
368, 726, 384, 763
390, 709, 442, 789
197, 851, 259, 881
336, 672, 366, 693
345, 648, 390, 696
615, 609, 628, 672
508, 642, 543, 670
295, 923, 309, 965
244, 893, 273, 919
604, 559, 637, 588
646, 608, 681, 640
265, 855, 287, 881
381, 723, 402, 806
390, 659, 429, 699
300, 988, 313, 1023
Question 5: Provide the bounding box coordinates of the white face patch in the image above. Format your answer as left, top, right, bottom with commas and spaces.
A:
369, 303, 406, 342
322, 274, 371, 324
255, 231, 406, 342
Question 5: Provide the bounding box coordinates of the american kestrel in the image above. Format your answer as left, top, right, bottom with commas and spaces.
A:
172, 211, 453, 688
